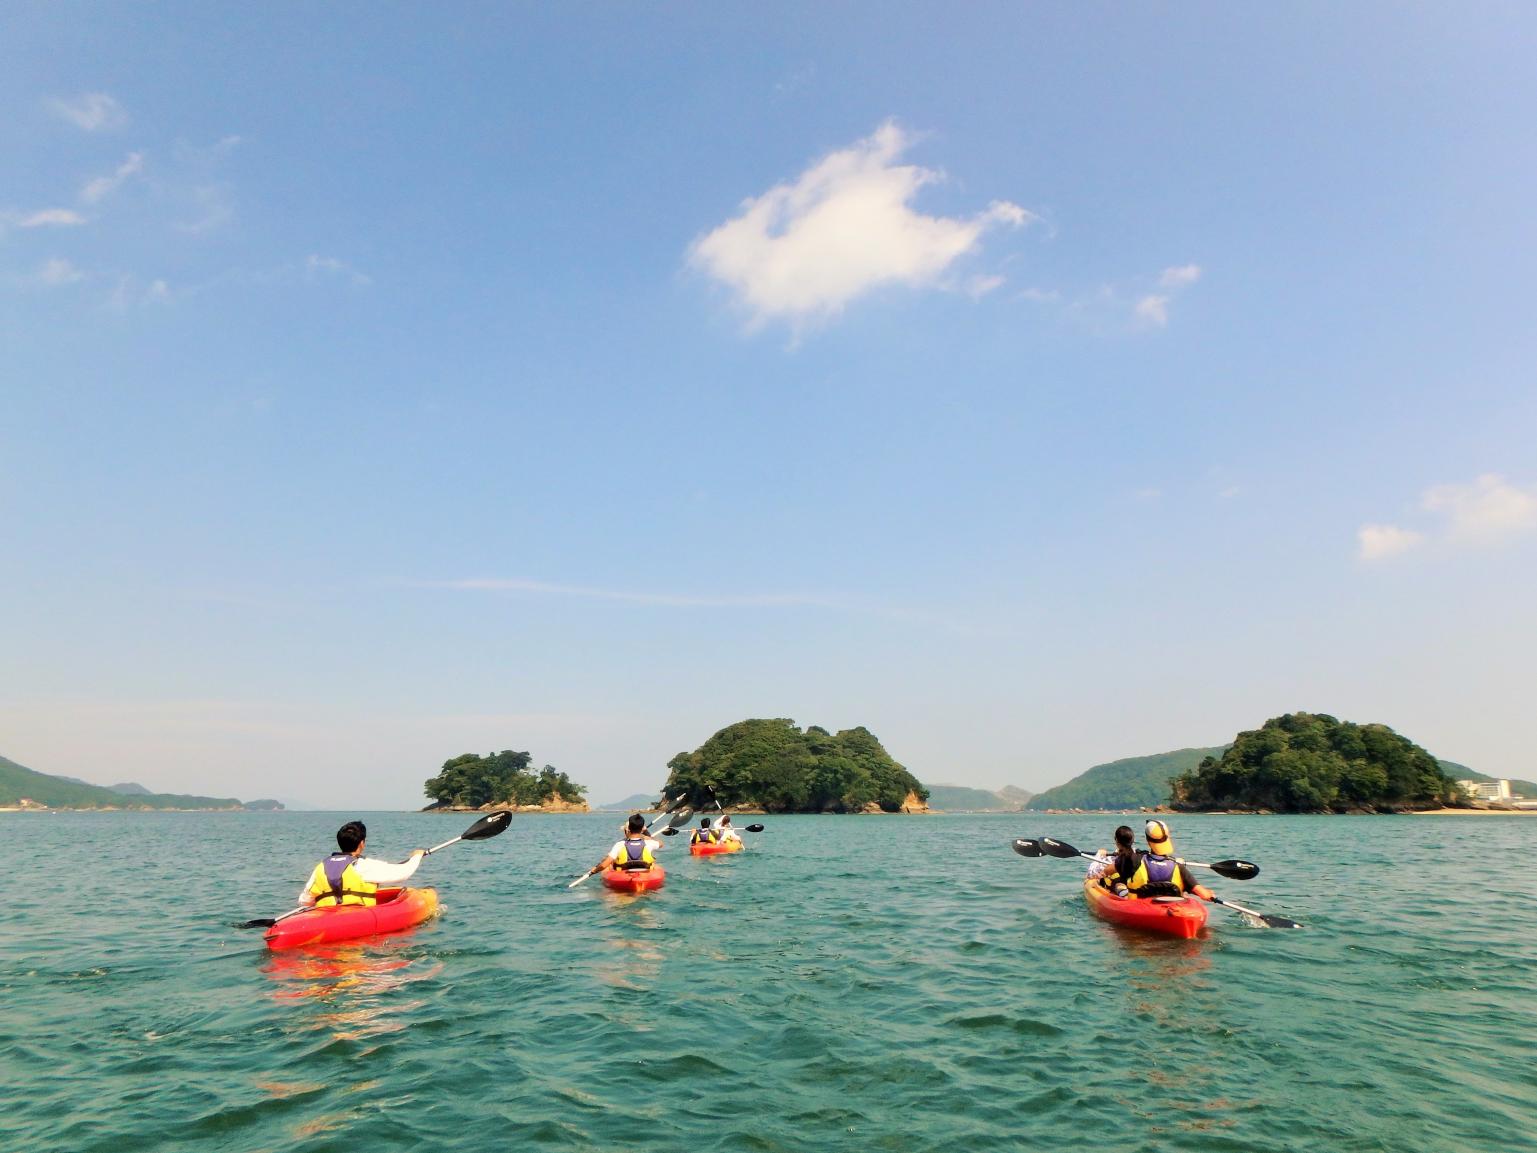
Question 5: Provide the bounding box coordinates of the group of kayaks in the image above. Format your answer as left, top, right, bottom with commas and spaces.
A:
261, 818, 744, 948
258, 813, 1295, 951
597, 834, 742, 892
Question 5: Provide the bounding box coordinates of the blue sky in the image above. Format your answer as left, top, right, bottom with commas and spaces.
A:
3, 5, 1535, 808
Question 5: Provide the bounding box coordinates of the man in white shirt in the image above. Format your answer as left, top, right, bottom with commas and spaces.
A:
297, 820, 427, 907
583, 812, 664, 879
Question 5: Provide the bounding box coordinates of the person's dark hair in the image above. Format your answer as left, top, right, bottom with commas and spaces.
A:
700, 816, 712, 828
337, 820, 367, 852
1114, 825, 1134, 848
627, 813, 646, 834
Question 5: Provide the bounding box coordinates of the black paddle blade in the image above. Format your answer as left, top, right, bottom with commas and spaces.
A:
744, 824, 765, 832
235, 918, 277, 929
1259, 913, 1304, 929
1038, 837, 1082, 859
1210, 858, 1260, 881
461, 810, 513, 840
660, 826, 680, 836
1012, 838, 1043, 857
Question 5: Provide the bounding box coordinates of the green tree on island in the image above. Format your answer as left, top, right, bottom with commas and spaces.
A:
423, 750, 586, 808
1171, 713, 1460, 813
663, 718, 928, 813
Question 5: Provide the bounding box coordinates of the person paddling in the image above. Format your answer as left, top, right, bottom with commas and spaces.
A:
583, 813, 663, 880
1111, 819, 1214, 902
689, 816, 720, 847
1088, 824, 1138, 883
297, 820, 427, 908
715, 815, 742, 845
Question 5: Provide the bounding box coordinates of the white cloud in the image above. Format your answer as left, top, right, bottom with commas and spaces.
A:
8, 208, 86, 228
1422, 474, 1537, 544
1358, 523, 1424, 561
1134, 294, 1169, 327
81, 152, 145, 204
688, 121, 1032, 328
36, 258, 86, 286
48, 92, 127, 131
965, 274, 1005, 299
1159, 264, 1202, 288
305, 254, 372, 286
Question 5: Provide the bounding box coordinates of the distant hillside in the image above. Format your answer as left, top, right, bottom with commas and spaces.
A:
108, 782, 154, 796
1027, 747, 1227, 811
923, 784, 1033, 811
1439, 760, 1537, 798
596, 792, 664, 811
0, 754, 273, 811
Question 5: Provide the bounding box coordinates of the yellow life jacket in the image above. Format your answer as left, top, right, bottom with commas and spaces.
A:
616, 837, 655, 870
307, 852, 378, 906
690, 827, 718, 845
1126, 853, 1186, 898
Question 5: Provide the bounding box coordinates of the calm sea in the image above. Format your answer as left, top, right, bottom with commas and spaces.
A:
2, 811, 1533, 1152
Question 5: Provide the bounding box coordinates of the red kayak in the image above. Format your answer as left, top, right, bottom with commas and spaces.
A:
602, 865, 666, 893
1082, 877, 1207, 939
264, 887, 439, 950
688, 840, 743, 856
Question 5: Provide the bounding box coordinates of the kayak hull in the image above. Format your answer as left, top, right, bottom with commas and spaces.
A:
602, 865, 666, 892
688, 840, 744, 856
1083, 877, 1207, 939
264, 887, 439, 950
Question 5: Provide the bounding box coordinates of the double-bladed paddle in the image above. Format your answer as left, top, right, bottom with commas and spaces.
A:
237, 810, 513, 929
1035, 835, 1260, 881
661, 822, 764, 836
1011, 835, 1304, 930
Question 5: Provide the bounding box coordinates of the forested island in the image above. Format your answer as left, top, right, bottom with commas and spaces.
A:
1172, 713, 1462, 813
422, 750, 588, 811
662, 718, 928, 813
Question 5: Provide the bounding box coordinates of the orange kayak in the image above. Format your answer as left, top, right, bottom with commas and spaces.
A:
688, 840, 744, 856
1082, 877, 1207, 939
602, 865, 666, 893
264, 887, 439, 950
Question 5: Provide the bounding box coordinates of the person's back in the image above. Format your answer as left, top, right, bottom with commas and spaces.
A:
1092, 825, 1141, 889
690, 817, 719, 846
1122, 820, 1210, 900
298, 820, 426, 908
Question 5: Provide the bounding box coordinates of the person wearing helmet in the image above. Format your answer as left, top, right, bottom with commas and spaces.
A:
1113, 819, 1214, 901
689, 816, 720, 846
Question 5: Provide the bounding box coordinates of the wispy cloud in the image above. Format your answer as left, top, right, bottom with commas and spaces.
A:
305, 254, 372, 286
1422, 474, 1537, 544
81, 152, 145, 204
432, 578, 834, 609
48, 92, 127, 131
6, 208, 87, 228
1359, 474, 1537, 560
1159, 264, 1202, 289
1134, 265, 1203, 329
1358, 523, 1424, 561
36, 258, 86, 286
689, 120, 1032, 329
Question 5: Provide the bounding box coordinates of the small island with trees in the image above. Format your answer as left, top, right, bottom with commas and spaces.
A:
1172, 712, 1463, 813
662, 718, 929, 813
422, 750, 588, 812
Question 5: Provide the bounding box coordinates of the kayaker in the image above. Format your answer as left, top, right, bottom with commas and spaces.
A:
715, 815, 742, 845
1087, 825, 1138, 882
689, 816, 720, 847
1113, 819, 1214, 902
296, 820, 427, 908
583, 812, 663, 879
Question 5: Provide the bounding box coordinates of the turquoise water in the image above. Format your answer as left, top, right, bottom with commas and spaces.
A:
3, 811, 1534, 1152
